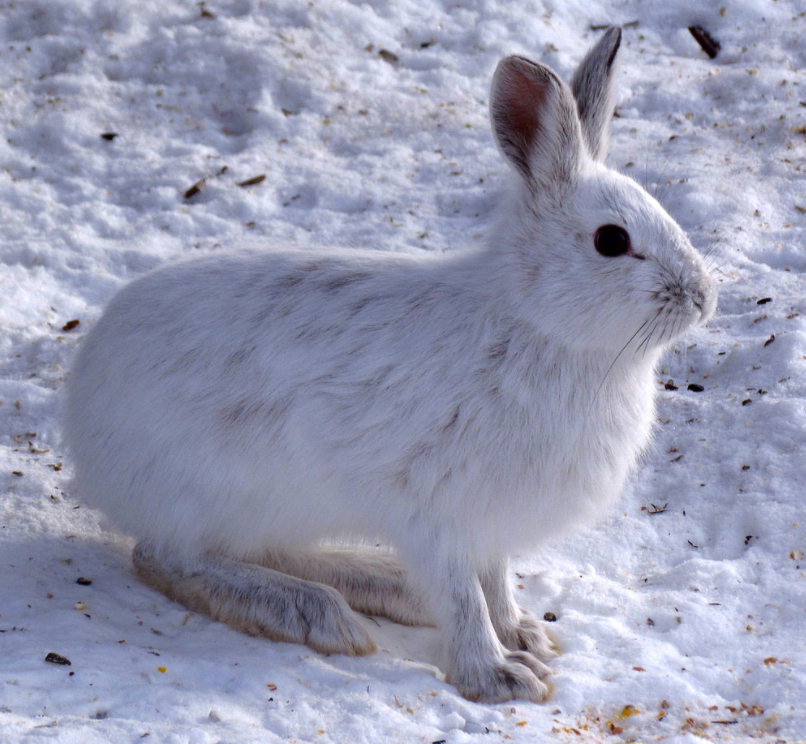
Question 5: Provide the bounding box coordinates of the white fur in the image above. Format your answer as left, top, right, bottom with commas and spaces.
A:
63, 27, 716, 703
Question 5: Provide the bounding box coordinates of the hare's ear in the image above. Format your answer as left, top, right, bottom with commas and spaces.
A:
490, 56, 583, 190
570, 26, 621, 162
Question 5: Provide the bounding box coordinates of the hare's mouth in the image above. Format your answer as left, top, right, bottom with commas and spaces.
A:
628, 296, 704, 357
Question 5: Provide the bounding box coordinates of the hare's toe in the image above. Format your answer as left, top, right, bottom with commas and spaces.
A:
449, 653, 553, 703
499, 610, 560, 663
505, 649, 553, 680
302, 584, 377, 656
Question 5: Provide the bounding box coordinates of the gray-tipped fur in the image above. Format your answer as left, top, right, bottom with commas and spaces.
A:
133, 542, 377, 655
570, 26, 622, 161
65, 28, 715, 705
256, 548, 434, 626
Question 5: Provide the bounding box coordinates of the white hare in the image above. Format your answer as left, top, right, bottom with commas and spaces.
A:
64, 27, 716, 703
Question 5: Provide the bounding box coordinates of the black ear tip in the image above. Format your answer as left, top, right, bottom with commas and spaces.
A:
604, 26, 622, 67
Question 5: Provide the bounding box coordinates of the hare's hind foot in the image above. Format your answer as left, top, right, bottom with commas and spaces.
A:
132, 541, 376, 656
256, 547, 434, 627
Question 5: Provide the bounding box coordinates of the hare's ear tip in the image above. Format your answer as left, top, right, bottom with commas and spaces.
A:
492, 55, 558, 90
602, 26, 622, 65
493, 56, 515, 74
495, 55, 538, 73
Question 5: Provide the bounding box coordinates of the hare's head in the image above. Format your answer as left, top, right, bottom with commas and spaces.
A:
490, 27, 716, 356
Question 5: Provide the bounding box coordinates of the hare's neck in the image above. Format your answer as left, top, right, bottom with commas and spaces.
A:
486, 319, 659, 451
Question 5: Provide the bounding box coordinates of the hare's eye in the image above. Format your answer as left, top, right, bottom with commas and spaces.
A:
594, 225, 630, 257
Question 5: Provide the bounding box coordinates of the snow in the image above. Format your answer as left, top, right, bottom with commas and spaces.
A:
1, 0, 805, 742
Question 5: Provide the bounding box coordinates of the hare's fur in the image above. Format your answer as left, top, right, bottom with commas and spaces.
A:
64, 28, 715, 703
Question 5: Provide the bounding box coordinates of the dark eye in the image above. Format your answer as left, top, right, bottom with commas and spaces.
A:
594, 224, 630, 257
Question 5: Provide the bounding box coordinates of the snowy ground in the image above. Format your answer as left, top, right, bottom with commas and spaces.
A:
1, 0, 805, 742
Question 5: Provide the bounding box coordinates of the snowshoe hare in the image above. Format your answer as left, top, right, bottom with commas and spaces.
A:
65, 27, 716, 703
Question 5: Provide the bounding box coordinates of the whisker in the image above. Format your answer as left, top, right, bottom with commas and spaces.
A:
654, 318, 668, 350
676, 313, 687, 341
707, 261, 733, 281
705, 253, 728, 270
585, 314, 655, 419
634, 322, 654, 357
662, 314, 681, 348
699, 245, 717, 262
650, 158, 676, 206
637, 311, 665, 359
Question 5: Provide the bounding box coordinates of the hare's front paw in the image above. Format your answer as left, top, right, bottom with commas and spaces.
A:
497, 610, 560, 663
448, 651, 554, 703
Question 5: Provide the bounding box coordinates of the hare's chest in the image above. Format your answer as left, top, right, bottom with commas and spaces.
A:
561, 366, 656, 484
483, 363, 657, 547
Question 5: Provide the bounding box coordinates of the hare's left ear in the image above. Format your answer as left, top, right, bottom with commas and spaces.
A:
490, 56, 583, 191
570, 26, 621, 162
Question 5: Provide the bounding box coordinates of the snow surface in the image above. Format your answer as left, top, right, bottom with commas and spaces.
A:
1, 0, 805, 742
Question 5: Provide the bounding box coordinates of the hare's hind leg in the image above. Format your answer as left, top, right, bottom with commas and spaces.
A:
255, 548, 434, 627
479, 558, 560, 664
132, 541, 376, 656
